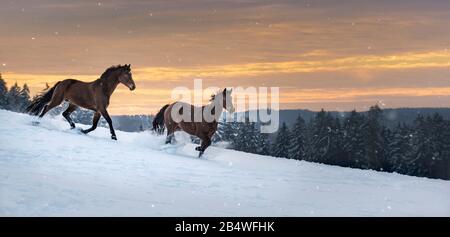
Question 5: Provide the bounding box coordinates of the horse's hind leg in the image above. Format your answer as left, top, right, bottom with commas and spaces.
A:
165, 126, 176, 144
62, 103, 77, 129
165, 132, 174, 144
39, 89, 64, 118
158, 125, 166, 135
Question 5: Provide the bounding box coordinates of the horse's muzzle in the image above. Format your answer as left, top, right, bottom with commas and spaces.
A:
129, 84, 136, 91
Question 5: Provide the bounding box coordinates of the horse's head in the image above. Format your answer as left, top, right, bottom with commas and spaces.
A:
222, 88, 235, 113
118, 64, 136, 91
210, 88, 235, 113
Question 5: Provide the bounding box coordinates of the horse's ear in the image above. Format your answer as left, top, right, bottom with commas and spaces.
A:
223, 88, 232, 95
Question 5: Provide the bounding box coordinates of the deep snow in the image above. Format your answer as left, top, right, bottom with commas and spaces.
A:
0, 109, 449, 216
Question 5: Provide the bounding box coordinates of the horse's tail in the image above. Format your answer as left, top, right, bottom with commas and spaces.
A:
25, 81, 60, 116
152, 104, 170, 132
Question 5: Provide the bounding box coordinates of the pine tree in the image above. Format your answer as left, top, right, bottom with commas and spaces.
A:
219, 120, 233, 142
223, 120, 240, 149
212, 118, 228, 143
288, 114, 308, 160
232, 119, 259, 153
308, 110, 335, 163
255, 129, 271, 156
271, 122, 291, 158
362, 105, 386, 171
243, 121, 259, 154
440, 119, 450, 179
0, 74, 7, 109
409, 113, 450, 178
342, 110, 366, 168
6, 82, 21, 112
18, 83, 31, 112
387, 123, 413, 174
326, 116, 345, 165
230, 121, 245, 151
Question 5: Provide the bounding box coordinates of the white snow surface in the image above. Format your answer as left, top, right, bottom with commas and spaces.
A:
0, 109, 449, 216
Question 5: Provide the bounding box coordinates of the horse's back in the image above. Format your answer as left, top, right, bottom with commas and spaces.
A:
164, 101, 218, 137
56, 79, 96, 109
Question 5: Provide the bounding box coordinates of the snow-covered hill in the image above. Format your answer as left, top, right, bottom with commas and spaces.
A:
0, 110, 449, 216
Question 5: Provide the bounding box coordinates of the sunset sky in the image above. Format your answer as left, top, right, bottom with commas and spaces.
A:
1, 0, 450, 115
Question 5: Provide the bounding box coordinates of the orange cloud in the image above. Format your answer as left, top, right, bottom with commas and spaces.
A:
4, 50, 450, 86
134, 50, 450, 81
3, 50, 450, 114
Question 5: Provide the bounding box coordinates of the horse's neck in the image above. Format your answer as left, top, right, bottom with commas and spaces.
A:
205, 99, 224, 119
98, 75, 120, 97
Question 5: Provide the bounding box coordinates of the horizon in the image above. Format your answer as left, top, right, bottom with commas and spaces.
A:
1, 0, 450, 114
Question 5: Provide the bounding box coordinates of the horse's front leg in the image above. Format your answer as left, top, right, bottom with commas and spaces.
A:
82, 112, 101, 134
100, 109, 117, 140
196, 135, 211, 157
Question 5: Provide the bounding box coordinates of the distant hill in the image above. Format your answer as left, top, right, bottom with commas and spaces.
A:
111, 115, 153, 132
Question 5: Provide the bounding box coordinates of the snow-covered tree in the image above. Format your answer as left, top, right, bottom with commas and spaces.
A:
255, 126, 271, 156
288, 114, 308, 160
342, 110, 366, 167
271, 122, 291, 158
408, 113, 450, 178
0, 74, 8, 109
362, 105, 386, 170
232, 119, 259, 153
308, 110, 335, 163
386, 123, 413, 173
6, 82, 21, 112
18, 83, 31, 112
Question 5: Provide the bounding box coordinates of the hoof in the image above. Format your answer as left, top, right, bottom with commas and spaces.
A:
195, 146, 201, 151
70, 124, 76, 129
111, 135, 117, 140
198, 151, 204, 157
81, 129, 88, 134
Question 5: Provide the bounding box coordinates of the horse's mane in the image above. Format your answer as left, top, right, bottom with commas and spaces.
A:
210, 90, 223, 102
99, 65, 129, 80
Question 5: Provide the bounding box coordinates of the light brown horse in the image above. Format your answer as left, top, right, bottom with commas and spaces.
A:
154, 88, 235, 157
26, 64, 136, 140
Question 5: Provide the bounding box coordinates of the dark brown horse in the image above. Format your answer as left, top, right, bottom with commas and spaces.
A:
154, 88, 234, 157
26, 64, 136, 140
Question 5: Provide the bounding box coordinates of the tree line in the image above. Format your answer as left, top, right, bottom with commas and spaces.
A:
217, 106, 450, 180
0, 74, 32, 112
